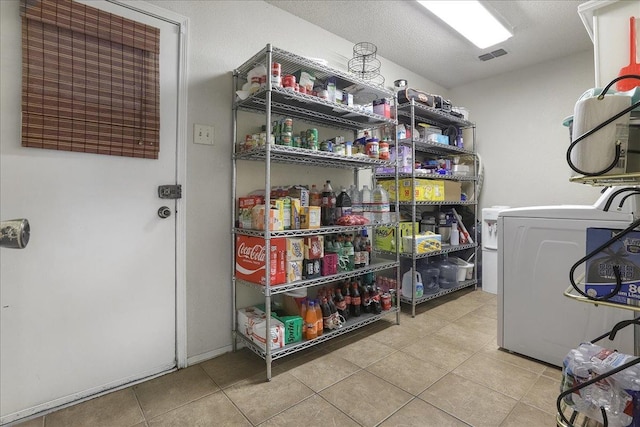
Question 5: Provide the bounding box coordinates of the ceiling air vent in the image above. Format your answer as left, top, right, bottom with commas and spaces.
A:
479, 48, 508, 61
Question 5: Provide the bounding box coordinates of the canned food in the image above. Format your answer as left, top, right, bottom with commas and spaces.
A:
271, 62, 281, 77
282, 118, 293, 134
334, 143, 345, 155
282, 74, 296, 90
379, 141, 390, 160
366, 138, 379, 159
281, 132, 292, 146
306, 128, 319, 150
381, 293, 391, 310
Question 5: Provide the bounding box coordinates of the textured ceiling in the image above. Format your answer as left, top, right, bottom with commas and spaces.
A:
265, 0, 594, 89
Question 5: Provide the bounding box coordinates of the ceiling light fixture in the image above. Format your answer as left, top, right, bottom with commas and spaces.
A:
417, 0, 513, 49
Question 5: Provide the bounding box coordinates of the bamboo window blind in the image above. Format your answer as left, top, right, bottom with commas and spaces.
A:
21, 0, 160, 159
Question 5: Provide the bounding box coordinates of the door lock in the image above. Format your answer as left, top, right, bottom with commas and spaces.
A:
158, 206, 172, 219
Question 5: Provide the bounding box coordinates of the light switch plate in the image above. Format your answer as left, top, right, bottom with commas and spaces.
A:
194, 124, 214, 145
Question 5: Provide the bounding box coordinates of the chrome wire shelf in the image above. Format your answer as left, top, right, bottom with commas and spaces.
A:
235, 144, 396, 169
236, 260, 400, 295
234, 222, 398, 238
376, 243, 477, 259
375, 172, 476, 182
397, 102, 473, 128
399, 279, 477, 305
398, 200, 477, 206
235, 87, 397, 131
396, 137, 475, 156
236, 307, 400, 360
234, 46, 394, 103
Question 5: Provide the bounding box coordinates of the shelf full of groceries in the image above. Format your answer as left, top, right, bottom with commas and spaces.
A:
236, 272, 399, 360
234, 180, 400, 294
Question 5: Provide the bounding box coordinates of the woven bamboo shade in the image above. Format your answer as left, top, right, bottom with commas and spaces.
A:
21, 0, 160, 159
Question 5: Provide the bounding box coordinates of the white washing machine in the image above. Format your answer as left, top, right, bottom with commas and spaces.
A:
498, 189, 639, 367
481, 206, 510, 294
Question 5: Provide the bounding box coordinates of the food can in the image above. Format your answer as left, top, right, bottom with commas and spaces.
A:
271, 62, 281, 78
381, 293, 391, 311
281, 132, 292, 146
334, 143, 345, 155
366, 138, 379, 159
306, 128, 319, 150
283, 74, 296, 90
379, 141, 390, 160
282, 118, 293, 134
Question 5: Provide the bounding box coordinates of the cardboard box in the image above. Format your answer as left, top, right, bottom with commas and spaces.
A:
374, 222, 419, 252
322, 253, 338, 276
288, 186, 309, 207
235, 235, 286, 285
274, 314, 303, 345
585, 228, 640, 306
380, 179, 461, 202
238, 195, 264, 229
251, 204, 284, 231
286, 260, 303, 283
286, 237, 304, 261
402, 233, 442, 254
304, 236, 324, 259
237, 306, 285, 350
290, 198, 302, 230
301, 206, 321, 229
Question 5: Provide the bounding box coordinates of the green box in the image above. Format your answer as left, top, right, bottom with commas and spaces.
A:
375, 222, 419, 252
273, 314, 303, 345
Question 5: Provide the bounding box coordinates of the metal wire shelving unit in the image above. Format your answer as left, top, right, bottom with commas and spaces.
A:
231, 44, 400, 381
376, 99, 479, 317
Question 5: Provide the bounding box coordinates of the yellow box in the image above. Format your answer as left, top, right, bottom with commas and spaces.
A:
286, 260, 303, 283
374, 222, 419, 252
290, 198, 302, 230
381, 179, 461, 202
286, 237, 304, 261
301, 206, 321, 229
402, 233, 442, 254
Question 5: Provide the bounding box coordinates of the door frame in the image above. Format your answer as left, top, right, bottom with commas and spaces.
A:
105, 0, 189, 369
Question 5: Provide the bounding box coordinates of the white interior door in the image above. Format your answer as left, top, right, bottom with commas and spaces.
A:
0, 1, 182, 423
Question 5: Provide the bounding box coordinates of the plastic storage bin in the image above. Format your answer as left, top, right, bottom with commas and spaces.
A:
450, 257, 474, 282
420, 266, 440, 295
438, 261, 458, 282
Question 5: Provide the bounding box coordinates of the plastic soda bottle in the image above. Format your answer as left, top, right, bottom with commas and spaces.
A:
310, 184, 322, 207
314, 299, 323, 336
321, 180, 337, 226
305, 300, 317, 340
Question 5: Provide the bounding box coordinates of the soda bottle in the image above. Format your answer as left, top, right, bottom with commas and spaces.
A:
353, 234, 362, 269
362, 230, 371, 267
343, 283, 351, 320
310, 184, 322, 207
321, 180, 337, 226
328, 289, 338, 316
314, 299, 323, 336
305, 300, 318, 340
334, 287, 347, 319
300, 298, 307, 337
335, 186, 352, 219
350, 281, 361, 317
321, 296, 332, 332
343, 234, 355, 271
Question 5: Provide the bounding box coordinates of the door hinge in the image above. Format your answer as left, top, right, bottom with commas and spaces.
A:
158, 185, 182, 199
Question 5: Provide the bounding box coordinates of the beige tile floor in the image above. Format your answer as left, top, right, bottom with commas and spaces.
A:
14, 288, 563, 427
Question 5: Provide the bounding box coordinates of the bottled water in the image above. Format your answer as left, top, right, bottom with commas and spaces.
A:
561, 342, 635, 427
360, 185, 372, 222
372, 184, 390, 224
349, 184, 362, 216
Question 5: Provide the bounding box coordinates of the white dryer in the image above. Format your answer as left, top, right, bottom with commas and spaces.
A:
497, 190, 638, 367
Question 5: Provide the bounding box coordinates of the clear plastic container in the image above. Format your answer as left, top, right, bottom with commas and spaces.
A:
438, 261, 458, 282
420, 267, 440, 294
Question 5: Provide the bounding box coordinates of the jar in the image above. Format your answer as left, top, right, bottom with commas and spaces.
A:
379, 141, 390, 160
282, 74, 296, 90
334, 143, 345, 155
345, 141, 353, 156
366, 138, 379, 159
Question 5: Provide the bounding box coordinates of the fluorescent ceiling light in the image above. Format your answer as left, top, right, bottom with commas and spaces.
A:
417, 0, 513, 49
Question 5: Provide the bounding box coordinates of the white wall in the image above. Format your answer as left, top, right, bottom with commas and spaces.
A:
450, 50, 602, 212
149, 0, 449, 362
0, 0, 605, 369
